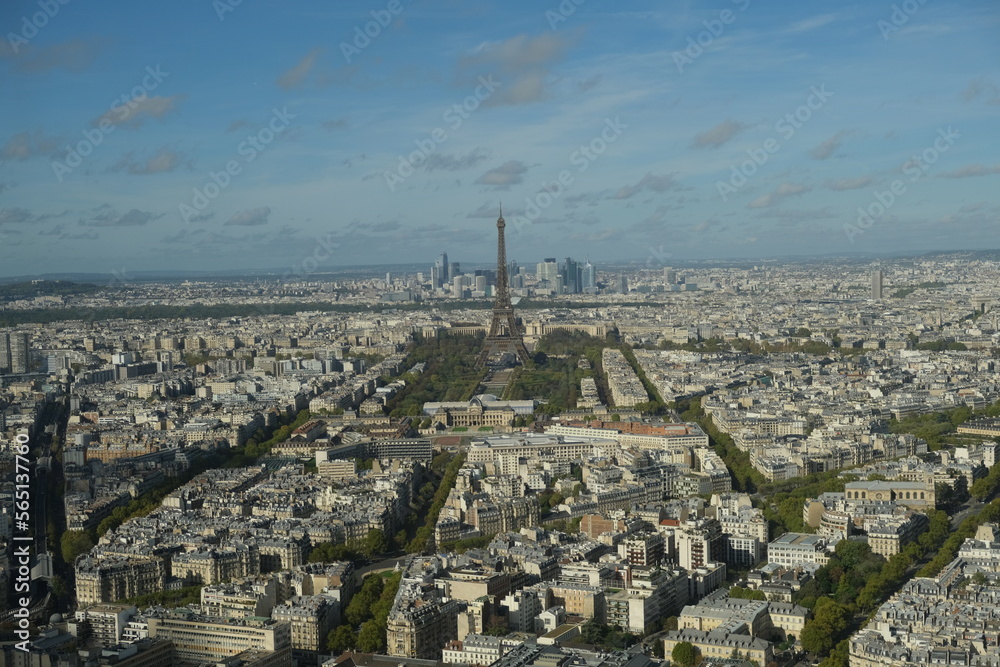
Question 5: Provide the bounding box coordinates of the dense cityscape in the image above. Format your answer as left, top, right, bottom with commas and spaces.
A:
4, 237, 1000, 667
4, 1, 999, 667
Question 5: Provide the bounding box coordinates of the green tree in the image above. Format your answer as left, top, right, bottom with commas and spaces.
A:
362, 529, 388, 559
60, 530, 94, 564
47, 520, 58, 552
370, 572, 402, 626
671, 641, 700, 667
819, 639, 850, 667
50, 575, 68, 599
581, 620, 606, 645
327, 625, 358, 653
406, 452, 466, 553
357, 619, 387, 653
936, 482, 956, 506
729, 586, 766, 600
308, 541, 358, 563
346, 574, 385, 626
120, 585, 202, 607
484, 617, 509, 636
970, 463, 1000, 501
394, 530, 408, 550
801, 601, 850, 655
834, 539, 872, 571
951, 406, 973, 427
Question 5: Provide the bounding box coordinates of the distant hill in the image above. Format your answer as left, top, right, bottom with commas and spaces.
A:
0, 280, 104, 300
919, 249, 1000, 261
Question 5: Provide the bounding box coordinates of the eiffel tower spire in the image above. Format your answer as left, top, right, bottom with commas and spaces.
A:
477, 205, 530, 367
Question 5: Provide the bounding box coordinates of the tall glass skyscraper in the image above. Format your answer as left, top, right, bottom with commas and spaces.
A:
562, 257, 579, 294
537, 258, 559, 285
437, 251, 449, 283
582, 260, 596, 290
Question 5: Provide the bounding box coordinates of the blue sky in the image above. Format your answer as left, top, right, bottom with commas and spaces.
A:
1, 0, 998, 277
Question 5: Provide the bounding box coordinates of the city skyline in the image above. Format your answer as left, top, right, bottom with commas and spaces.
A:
1, 1, 998, 276
4, 237, 1000, 664
5, 1, 1000, 658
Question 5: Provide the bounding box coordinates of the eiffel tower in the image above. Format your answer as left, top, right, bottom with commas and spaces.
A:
476, 206, 531, 367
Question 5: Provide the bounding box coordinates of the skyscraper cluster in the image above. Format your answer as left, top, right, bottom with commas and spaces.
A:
430, 250, 503, 298
428, 252, 595, 295
535, 257, 595, 294
420, 252, 598, 298
431, 251, 448, 288
536, 258, 558, 285
430, 252, 461, 289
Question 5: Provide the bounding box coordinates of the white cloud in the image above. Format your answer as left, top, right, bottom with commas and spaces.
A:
277, 48, 322, 90
225, 207, 272, 226
476, 161, 530, 188
747, 183, 809, 208
455, 32, 579, 106
692, 119, 747, 149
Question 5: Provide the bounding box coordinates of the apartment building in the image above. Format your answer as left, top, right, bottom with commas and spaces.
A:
200, 578, 278, 619
766, 533, 829, 568
171, 545, 260, 585
145, 609, 291, 667
620, 532, 665, 567
663, 629, 774, 666
467, 434, 619, 464
76, 556, 167, 606
547, 581, 605, 621
74, 604, 138, 647
605, 567, 689, 634
386, 594, 462, 660
674, 519, 726, 571
271, 595, 338, 662
441, 634, 522, 666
